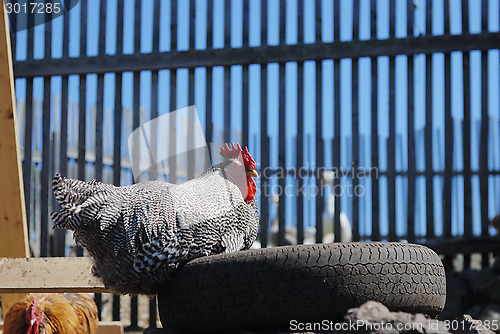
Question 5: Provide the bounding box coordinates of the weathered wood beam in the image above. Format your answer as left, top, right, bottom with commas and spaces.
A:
0, 257, 107, 293
0, 0, 30, 315
13, 32, 500, 78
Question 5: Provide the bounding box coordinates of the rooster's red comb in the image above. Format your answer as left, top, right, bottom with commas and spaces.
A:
220, 142, 256, 169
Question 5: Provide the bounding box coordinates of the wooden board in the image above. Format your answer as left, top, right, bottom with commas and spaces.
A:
0, 257, 107, 293
0, 0, 30, 315
96, 322, 124, 334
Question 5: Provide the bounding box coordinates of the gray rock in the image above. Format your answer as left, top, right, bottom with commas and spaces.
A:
343, 301, 449, 334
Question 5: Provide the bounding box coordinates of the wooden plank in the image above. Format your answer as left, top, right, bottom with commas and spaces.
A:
242, 65, 249, 146
205, 1, 213, 161
277, 63, 286, 245
370, 0, 379, 241
169, 69, 177, 183
463, 72, 472, 267
333, 0, 341, 242
479, 2, 489, 241
187, 0, 196, 179
259, 2, 269, 248
443, 0, 452, 240
12, 33, 500, 78
150, 71, 159, 180
242, 0, 249, 146
351, 0, 360, 241
277, 0, 286, 246
463, 0, 472, 245
96, 322, 124, 334
0, 257, 107, 293
0, 0, 30, 315
224, 66, 231, 143
223, 0, 231, 144
96, 74, 104, 181
296, 0, 304, 244
387, 0, 396, 241
314, 0, 323, 244
23, 79, 33, 233
148, 297, 157, 328
407, 0, 416, 242
424, 0, 434, 240
40, 77, 51, 257
188, 68, 195, 179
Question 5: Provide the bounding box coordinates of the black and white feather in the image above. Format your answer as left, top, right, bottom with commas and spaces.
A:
51, 160, 259, 295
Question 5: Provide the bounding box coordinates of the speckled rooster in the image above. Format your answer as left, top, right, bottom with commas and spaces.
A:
3, 293, 98, 334
51, 143, 259, 294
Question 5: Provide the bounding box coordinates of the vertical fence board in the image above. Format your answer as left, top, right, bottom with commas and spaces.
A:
443, 0, 452, 240
333, 0, 341, 242
296, 0, 304, 244
23, 79, 33, 233
223, 0, 231, 143
242, 0, 249, 147
370, 0, 379, 241
40, 78, 50, 257
149, 3, 161, 319
480, 0, 489, 241
314, 0, 324, 243
462, 0, 472, 250
188, 67, 195, 179
112, 72, 122, 321
224, 66, 230, 143
259, 0, 269, 247
387, 0, 396, 241
276, 0, 286, 246
169, 0, 178, 184
206, 1, 213, 159
96, 75, 104, 181
351, 0, 360, 241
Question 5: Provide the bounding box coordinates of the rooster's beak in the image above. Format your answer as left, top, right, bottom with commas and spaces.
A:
247, 170, 258, 178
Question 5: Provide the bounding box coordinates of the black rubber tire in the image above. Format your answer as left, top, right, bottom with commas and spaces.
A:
158, 242, 446, 333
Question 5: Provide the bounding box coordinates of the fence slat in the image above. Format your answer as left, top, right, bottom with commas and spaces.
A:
188, 67, 195, 179
112, 71, 122, 322
40, 78, 50, 257
23, 79, 33, 233
96, 74, 104, 181
480, 0, 489, 240
314, 0, 323, 244
370, 0, 379, 241
188, 0, 195, 179
333, 0, 341, 242
462, 0, 472, 247
224, 66, 230, 143
442, 0, 452, 240
206, 1, 213, 159
296, 0, 304, 244
130, 70, 141, 329
387, 0, 396, 241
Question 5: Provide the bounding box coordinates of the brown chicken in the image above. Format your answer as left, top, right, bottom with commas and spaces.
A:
3, 293, 98, 334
